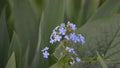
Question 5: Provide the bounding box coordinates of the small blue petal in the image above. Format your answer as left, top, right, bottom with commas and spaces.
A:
41, 47, 49, 52
67, 21, 77, 30
70, 61, 75, 65
66, 47, 74, 52
70, 33, 79, 43
59, 27, 66, 35
66, 46, 77, 55
52, 31, 57, 36
50, 39, 54, 44
54, 35, 62, 42
43, 51, 49, 58
64, 35, 70, 40
76, 57, 81, 62
50, 30, 57, 44
78, 34, 85, 45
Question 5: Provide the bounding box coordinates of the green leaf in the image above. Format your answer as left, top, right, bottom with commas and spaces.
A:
9, 32, 22, 68
73, 14, 120, 67
0, 0, 7, 15
0, 8, 10, 68
88, 0, 120, 21
66, 0, 82, 25
97, 51, 107, 68
85, 0, 100, 19
50, 62, 71, 68
29, 0, 44, 18
53, 42, 65, 59
5, 52, 16, 68
72, 61, 101, 68
10, 32, 34, 68
66, 0, 100, 27
40, 0, 65, 45
50, 62, 63, 68
77, 0, 100, 26
37, 0, 65, 67
13, 0, 39, 67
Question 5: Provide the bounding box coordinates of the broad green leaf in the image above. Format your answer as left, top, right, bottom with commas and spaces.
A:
5, 52, 16, 68
97, 51, 107, 68
72, 61, 101, 68
13, 0, 39, 67
77, 0, 100, 26
0, 8, 10, 68
88, 0, 120, 22
74, 14, 120, 67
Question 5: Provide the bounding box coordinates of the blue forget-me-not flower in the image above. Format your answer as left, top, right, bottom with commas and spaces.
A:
41, 47, 49, 58
78, 34, 85, 45
42, 51, 49, 58
49, 21, 85, 44
70, 61, 75, 65
59, 27, 66, 35
70, 33, 80, 43
54, 35, 62, 42
66, 46, 77, 55
76, 57, 81, 62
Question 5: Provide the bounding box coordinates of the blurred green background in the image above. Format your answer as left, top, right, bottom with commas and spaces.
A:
0, 0, 120, 68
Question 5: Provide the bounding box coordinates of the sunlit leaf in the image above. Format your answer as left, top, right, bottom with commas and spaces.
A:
6, 52, 16, 68
97, 51, 107, 68
9, 32, 22, 68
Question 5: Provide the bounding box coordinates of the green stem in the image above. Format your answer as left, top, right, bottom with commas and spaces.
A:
63, 62, 65, 68
63, 40, 67, 68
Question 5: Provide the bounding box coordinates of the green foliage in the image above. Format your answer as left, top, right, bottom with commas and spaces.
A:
6, 52, 16, 68
0, 0, 120, 68
0, 8, 10, 68
97, 51, 107, 68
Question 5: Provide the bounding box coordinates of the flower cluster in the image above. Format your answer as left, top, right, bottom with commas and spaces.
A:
50, 21, 85, 44
41, 21, 85, 66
